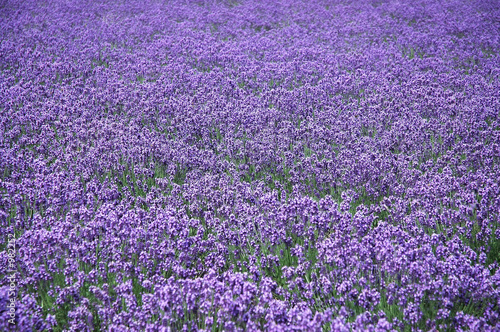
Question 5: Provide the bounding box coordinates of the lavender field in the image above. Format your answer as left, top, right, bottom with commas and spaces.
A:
1, 0, 500, 331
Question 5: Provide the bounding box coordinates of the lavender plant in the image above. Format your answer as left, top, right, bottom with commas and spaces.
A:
1, 0, 500, 331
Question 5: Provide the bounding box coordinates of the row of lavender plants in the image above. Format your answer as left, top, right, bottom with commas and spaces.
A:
1, 0, 500, 331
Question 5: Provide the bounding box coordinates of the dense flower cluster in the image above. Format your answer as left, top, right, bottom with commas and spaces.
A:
1, 0, 500, 330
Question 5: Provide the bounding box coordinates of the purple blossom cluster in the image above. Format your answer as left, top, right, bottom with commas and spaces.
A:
1, 0, 500, 330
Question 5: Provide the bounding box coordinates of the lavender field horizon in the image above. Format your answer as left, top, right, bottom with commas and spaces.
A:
1, 0, 500, 331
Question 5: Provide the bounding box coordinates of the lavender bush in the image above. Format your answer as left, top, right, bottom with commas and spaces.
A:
1, 0, 500, 331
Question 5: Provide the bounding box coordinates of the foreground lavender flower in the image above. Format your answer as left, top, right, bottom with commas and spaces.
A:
1, 0, 499, 331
